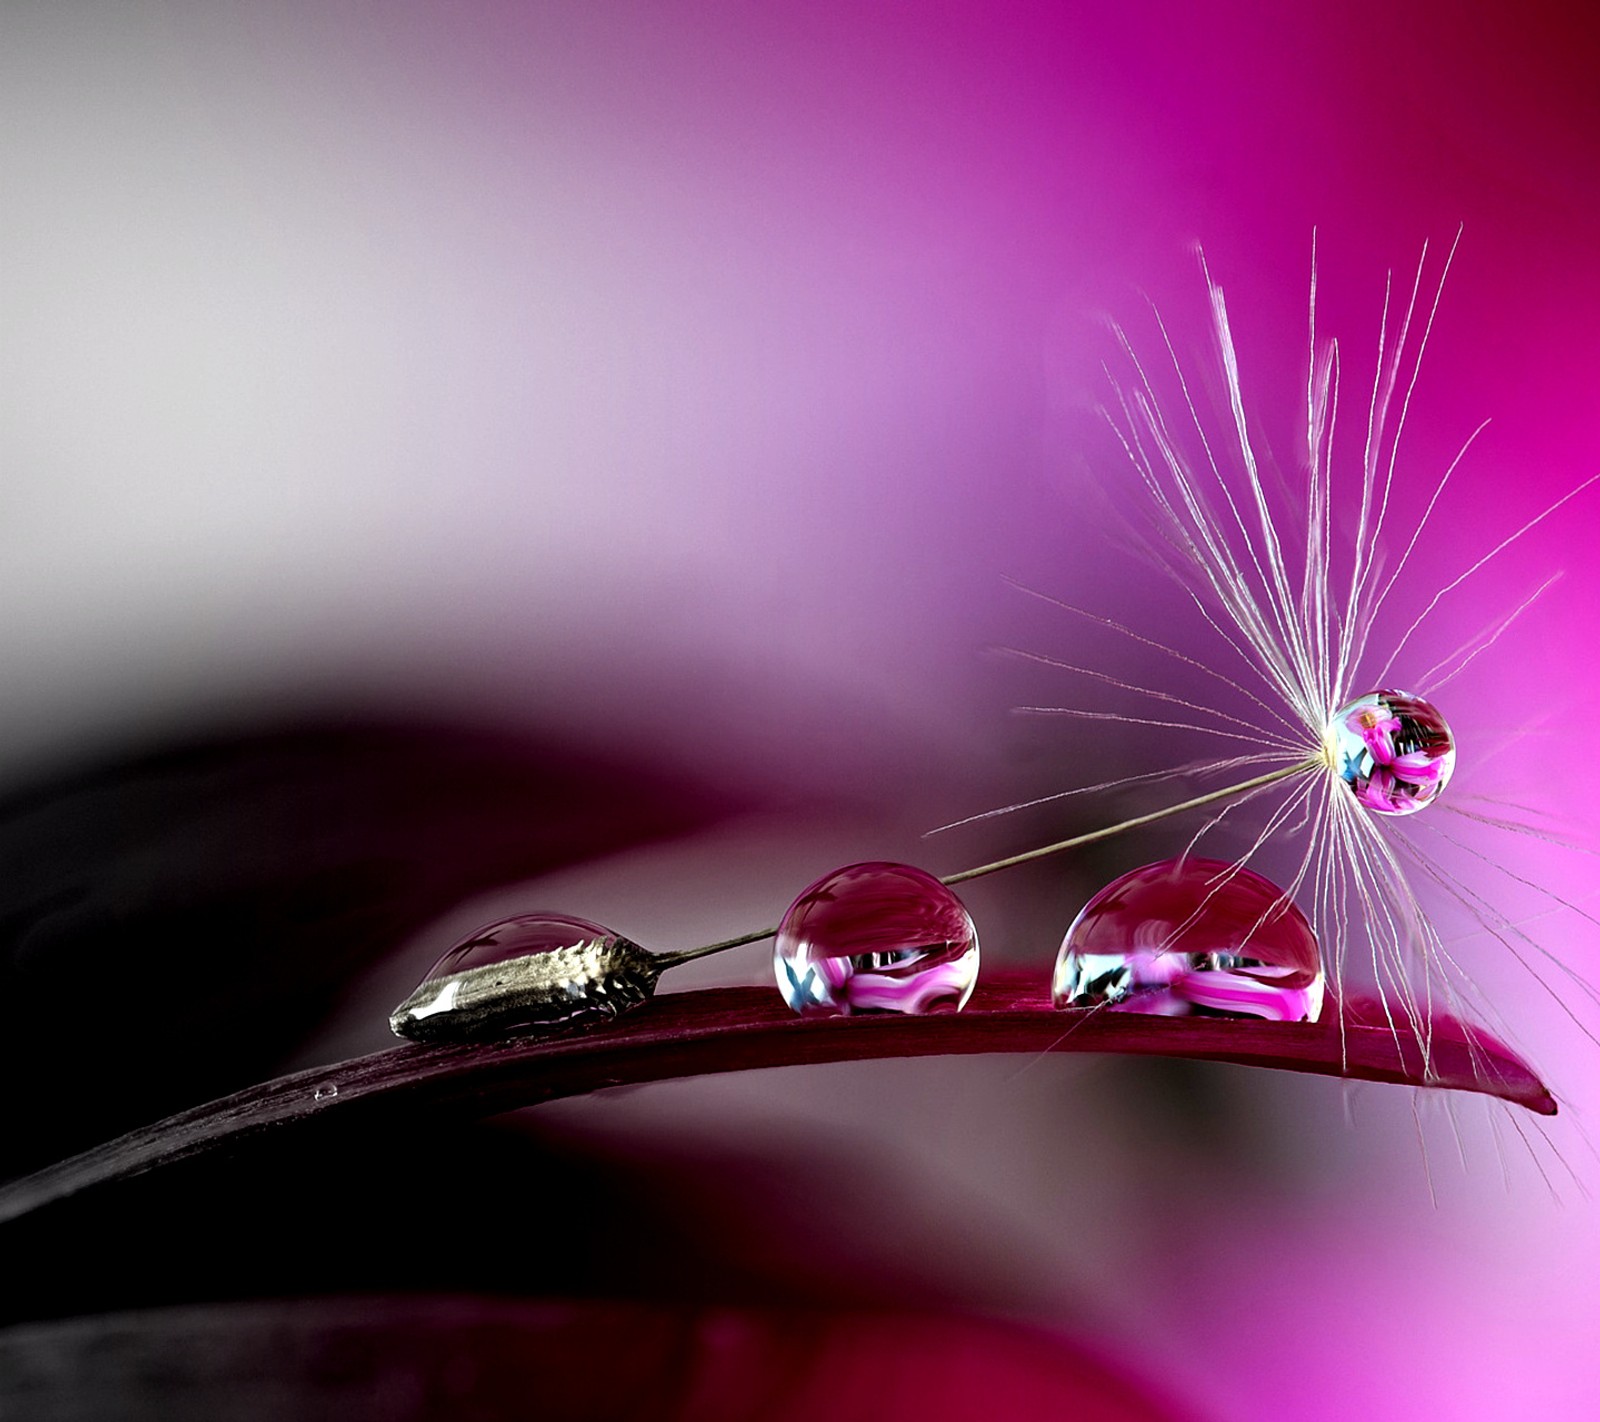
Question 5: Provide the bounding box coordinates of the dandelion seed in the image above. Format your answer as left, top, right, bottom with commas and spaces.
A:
1021, 231, 1598, 1103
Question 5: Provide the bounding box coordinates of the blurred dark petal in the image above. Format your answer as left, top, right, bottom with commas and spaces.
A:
3, 1119, 969, 1325
1, 1114, 1195, 1418
0, 1296, 1193, 1422
0, 715, 745, 1179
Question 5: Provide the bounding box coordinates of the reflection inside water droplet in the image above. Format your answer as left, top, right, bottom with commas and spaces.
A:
774, 862, 980, 1017
1327, 689, 1455, 816
1053, 857, 1324, 1021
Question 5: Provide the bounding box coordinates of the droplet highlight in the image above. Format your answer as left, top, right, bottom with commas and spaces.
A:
389, 912, 660, 1042
1327, 689, 1455, 816
1052, 857, 1324, 1021
774, 862, 980, 1018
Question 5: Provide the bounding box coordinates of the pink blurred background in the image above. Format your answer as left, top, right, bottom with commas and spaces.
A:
5, 2, 1599, 1417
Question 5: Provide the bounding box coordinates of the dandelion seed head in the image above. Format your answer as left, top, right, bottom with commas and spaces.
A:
1036, 231, 1600, 1099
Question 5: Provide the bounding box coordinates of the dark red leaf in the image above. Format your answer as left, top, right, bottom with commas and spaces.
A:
0, 966, 1552, 1229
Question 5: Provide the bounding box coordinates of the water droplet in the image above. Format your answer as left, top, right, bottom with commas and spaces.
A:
1327, 689, 1455, 816
313, 1084, 338, 1102
1052, 857, 1325, 1021
389, 912, 660, 1041
774, 862, 980, 1017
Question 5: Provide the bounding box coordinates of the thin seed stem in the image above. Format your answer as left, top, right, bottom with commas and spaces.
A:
656, 926, 782, 968
941, 757, 1321, 883
658, 756, 1324, 967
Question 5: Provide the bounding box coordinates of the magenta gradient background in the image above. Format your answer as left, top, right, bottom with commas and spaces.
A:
6, 3, 1600, 1418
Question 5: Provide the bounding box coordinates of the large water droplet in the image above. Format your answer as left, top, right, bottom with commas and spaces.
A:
1327, 689, 1455, 815
389, 912, 660, 1041
1052, 857, 1324, 1021
774, 862, 980, 1017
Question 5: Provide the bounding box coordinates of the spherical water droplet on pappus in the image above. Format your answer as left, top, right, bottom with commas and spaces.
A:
774, 862, 980, 1018
313, 1084, 338, 1102
1327, 689, 1456, 816
1052, 857, 1325, 1022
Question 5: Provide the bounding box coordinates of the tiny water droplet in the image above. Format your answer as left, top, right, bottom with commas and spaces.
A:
774, 862, 980, 1017
1327, 689, 1455, 815
313, 1084, 338, 1101
1053, 857, 1324, 1021
389, 912, 660, 1042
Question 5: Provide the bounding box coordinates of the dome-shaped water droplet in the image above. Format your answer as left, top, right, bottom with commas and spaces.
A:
1327, 689, 1455, 816
1052, 857, 1324, 1021
389, 912, 660, 1041
774, 862, 980, 1017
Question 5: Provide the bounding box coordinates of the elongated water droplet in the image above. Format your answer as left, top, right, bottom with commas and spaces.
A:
1053, 857, 1324, 1021
389, 912, 660, 1042
1327, 689, 1455, 815
774, 862, 980, 1017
